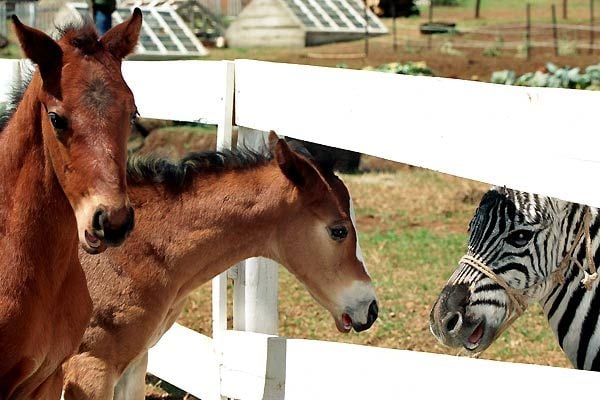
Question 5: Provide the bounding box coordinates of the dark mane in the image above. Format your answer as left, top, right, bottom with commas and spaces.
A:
468, 189, 517, 235
470, 187, 550, 236
127, 147, 273, 191
126, 138, 332, 191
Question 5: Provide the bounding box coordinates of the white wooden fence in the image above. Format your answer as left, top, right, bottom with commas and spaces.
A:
2, 58, 600, 399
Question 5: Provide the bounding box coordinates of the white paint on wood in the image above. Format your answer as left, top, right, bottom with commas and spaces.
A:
218, 330, 599, 400
216, 61, 235, 153
0, 59, 19, 103
349, 196, 366, 266
212, 62, 235, 400
243, 257, 279, 334
212, 61, 234, 341
234, 59, 600, 209
122, 60, 229, 123
234, 128, 279, 335
149, 327, 600, 400
221, 331, 285, 400
147, 324, 220, 400
232, 261, 247, 331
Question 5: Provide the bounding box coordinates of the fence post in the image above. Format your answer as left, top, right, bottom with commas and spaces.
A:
392, 2, 397, 51
364, 0, 369, 57
233, 127, 279, 335
475, 0, 482, 18
590, 0, 595, 54
211, 60, 235, 400
14, 1, 36, 27
428, 0, 434, 49
552, 4, 559, 56
526, 3, 531, 60
0, 2, 6, 38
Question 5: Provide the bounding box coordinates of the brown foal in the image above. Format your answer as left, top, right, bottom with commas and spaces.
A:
0, 13, 141, 399
63, 136, 378, 399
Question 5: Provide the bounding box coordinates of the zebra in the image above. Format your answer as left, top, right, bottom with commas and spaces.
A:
429, 186, 600, 370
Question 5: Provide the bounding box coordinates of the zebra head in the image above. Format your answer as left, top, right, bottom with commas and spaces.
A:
429, 186, 564, 353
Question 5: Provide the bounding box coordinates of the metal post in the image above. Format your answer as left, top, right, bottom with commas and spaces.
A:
428, 0, 434, 49
0, 2, 6, 38
364, 0, 369, 57
590, 0, 595, 54
552, 4, 559, 56
526, 3, 531, 60
392, 1, 397, 51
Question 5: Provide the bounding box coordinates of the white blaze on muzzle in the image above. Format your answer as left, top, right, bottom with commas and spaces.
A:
349, 196, 368, 275
338, 280, 377, 325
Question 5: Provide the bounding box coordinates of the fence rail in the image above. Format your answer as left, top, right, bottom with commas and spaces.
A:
2, 58, 600, 399
0, 2, 6, 37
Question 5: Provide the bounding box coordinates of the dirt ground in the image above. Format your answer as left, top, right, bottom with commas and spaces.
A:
216, 39, 600, 80
202, 10, 600, 81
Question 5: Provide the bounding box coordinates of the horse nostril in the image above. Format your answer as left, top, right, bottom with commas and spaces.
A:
442, 311, 463, 335
99, 205, 135, 247
368, 300, 378, 324
92, 208, 105, 232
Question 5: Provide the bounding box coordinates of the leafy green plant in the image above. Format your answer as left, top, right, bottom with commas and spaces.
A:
362, 61, 435, 76
483, 37, 504, 57
491, 62, 600, 90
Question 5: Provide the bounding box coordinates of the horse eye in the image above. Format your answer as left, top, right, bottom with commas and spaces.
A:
506, 229, 534, 247
48, 112, 68, 131
328, 225, 348, 242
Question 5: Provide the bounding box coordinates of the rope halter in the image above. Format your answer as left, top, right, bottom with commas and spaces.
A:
455, 206, 597, 353
552, 207, 598, 290
458, 254, 529, 345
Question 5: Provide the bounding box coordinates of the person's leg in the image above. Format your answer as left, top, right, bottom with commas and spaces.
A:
94, 8, 112, 35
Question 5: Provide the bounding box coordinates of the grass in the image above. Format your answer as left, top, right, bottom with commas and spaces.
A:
419, 0, 595, 25
0, 42, 20, 59
0, 29, 20, 59
178, 159, 571, 370
152, 124, 216, 135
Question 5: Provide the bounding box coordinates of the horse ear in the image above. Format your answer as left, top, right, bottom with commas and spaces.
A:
274, 138, 326, 193
12, 16, 62, 84
268, 130, 279, 151
100, 8, 142, 59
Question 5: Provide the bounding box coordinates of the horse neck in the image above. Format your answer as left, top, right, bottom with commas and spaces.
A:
0, 76, 77, 271
129, 162, 295, 287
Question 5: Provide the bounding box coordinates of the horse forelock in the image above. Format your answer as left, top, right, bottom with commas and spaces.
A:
56, 19, 101, 55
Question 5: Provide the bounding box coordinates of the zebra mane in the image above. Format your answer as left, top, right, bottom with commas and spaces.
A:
474, 186, 557, 228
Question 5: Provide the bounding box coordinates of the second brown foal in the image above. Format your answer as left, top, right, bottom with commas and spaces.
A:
63, 136, 378, 399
